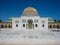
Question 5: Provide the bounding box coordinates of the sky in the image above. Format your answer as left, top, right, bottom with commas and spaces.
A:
0, 0, 60, 21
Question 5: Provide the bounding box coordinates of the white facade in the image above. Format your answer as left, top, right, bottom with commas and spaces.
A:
12, 7, 48, 30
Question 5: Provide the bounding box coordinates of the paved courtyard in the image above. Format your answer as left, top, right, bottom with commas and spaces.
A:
0, 30, 60, 45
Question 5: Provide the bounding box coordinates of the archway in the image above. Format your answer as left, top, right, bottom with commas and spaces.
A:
27, 19, 34, 29
57, 25, 60, 29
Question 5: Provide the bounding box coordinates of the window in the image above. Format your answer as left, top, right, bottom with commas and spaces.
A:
34, 19, 38, 22
35, 24, 38, 27
42, 21, 45, 23
15, 20, 19, 23
42, 24, 44, 27
16, 24, 18, 27
23, 24, 25, 27
22, 19, 26, 22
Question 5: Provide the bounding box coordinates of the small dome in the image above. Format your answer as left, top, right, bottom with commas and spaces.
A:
22, 7, 39, 16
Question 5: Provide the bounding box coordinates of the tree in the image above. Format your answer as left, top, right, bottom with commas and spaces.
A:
58, 20, 60, 22
0, 19, 2, 22
54, 19, 57, 22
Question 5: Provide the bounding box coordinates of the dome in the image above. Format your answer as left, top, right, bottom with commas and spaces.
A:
24, 7, 37, 12
22, 7, 38, 16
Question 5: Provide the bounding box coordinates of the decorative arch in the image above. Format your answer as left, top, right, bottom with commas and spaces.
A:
8, 25, 12, 28
1, 24, 4, 28
26, 19, 34, 29
57, 24, 60, 29
27, 19, 33, 24
5, 25, 7, 28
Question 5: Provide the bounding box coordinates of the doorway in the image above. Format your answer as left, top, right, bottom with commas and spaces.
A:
27, 19, 34, 29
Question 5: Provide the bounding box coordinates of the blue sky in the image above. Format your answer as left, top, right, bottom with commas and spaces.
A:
0, 0, 60, 21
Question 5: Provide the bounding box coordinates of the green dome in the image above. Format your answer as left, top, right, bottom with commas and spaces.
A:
48, 17, 54, 21
8, 17, 12, 22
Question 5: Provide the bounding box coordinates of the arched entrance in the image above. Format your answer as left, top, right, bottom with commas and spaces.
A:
26, 19, 34, 29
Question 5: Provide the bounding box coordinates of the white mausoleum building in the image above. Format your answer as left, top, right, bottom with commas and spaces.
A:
12, 7, 48, 30
0, 7, 60, 30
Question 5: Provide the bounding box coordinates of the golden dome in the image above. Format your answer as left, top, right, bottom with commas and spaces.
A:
24, 7, 37, 12
22, 7, 38, 16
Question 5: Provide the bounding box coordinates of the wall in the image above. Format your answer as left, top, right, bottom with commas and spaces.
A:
12, 16, 48, 30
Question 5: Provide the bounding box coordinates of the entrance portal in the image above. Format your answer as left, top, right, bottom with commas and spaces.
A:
27, 19, 34, 29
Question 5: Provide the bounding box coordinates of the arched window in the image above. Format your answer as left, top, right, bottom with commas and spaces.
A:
35, 24, 38, 27
8, 25, 12, 28
57, 25, 59, 29
42, 24, 44, 27
15, 20, 19, 23
1, 25, 4, 28
49, 25, 52, 28
53, 25, 56, 28
22, 19, 26, 23
5, 25, 7, 28
28, 19, 33, 24
16, 24, 18, 27
34, 19, 38, 23
23, 24, 25, 27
